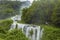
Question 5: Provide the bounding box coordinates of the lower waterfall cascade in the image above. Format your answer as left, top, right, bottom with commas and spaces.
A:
9, 16, 44, 40
9, 1, 44, 40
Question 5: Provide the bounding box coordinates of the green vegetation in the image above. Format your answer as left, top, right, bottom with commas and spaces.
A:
29, 29, 33, 36
0, 19, 13, 39
0, 1, 20, 19
0, 1, 30, 40
5, 29, 28, 40
0, 29, 28, 40
0, 19, 13, 34
41, 25, 60, 40
0, 0, 60, 40
21, 0, 60, 40
22, 0, 60, 26
0, 19, 28, 40
0, 38, 4, 40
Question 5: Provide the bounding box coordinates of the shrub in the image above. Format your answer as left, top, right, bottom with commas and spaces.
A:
5, 29, 28, 40
41, 25, 60, 40
0, 19, 13, 34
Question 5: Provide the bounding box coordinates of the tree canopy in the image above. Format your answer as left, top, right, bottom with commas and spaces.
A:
22, 0, 60, 26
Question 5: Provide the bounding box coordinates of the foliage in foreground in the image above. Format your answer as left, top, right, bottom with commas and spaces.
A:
0, 19, 28, 40
0, 29, 28, 40
0, 19, 13, 34
5, 29, 28, 40
41, 25, 60, 40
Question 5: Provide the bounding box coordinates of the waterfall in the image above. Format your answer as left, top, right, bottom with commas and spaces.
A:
9, 21, 17, 30
10, 22, 44, 40
9, 1, 44, 40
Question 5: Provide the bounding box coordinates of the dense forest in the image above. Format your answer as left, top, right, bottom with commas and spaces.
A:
22, 0, 60, 40
0, 1, 20, 19
22, 0, 60, 26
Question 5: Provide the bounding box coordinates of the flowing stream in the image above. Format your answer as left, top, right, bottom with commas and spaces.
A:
9, 1, 44, 40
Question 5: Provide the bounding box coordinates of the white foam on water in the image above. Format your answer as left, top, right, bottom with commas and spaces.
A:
10, 1, 44, 40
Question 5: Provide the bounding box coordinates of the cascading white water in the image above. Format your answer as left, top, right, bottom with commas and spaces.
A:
10, 22, 44, 40
10, 1, 44, 40
9, 21, 17, 30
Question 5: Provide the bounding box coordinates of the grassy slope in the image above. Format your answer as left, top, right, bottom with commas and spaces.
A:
41, 25, 60, 40
0, 19, 13, 40
0, 19, 28, 40
0, 38, 4, 40
5, 29, 28, 40
0, 19, 13, 39
0, 19, 13, 33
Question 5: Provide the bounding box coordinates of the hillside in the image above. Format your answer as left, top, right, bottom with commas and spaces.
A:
21, 0, 60, 40
22, 0, 60, 26
0, 1, 20, 19
0, 19, 28, 40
